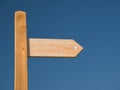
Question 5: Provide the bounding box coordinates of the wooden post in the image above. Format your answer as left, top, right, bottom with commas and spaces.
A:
13, 10, 83, 90
14, 11, 28, 90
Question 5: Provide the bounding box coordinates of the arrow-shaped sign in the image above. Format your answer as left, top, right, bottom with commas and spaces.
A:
14, 11, 83, 90
28, 38, 83, 57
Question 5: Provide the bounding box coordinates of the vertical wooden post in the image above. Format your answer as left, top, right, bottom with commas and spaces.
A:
14, 11, 28, 90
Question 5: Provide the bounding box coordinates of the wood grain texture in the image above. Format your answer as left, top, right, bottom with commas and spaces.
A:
28, 38, 83, 57
14, 11, 28, 90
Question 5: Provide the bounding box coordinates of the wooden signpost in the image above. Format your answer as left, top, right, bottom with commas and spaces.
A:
28, 38, 82, 57
14, 11, 83, 90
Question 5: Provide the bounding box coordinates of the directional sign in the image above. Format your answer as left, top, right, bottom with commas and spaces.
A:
28, 38, 83, 57
14, 11, 83, 90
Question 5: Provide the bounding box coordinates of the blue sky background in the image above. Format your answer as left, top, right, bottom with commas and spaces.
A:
0, 0, 120, 90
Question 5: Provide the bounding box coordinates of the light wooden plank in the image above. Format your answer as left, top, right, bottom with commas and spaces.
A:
28, 38, 83, 57
14, 11, 28, 90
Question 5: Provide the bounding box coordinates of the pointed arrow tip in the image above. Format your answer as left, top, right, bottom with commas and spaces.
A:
72, 40, 83, 57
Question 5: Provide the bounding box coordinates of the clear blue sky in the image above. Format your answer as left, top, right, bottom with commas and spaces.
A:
0, 0, 120, 90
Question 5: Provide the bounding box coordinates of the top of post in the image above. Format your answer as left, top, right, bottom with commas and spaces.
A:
15, 11, 26, 16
